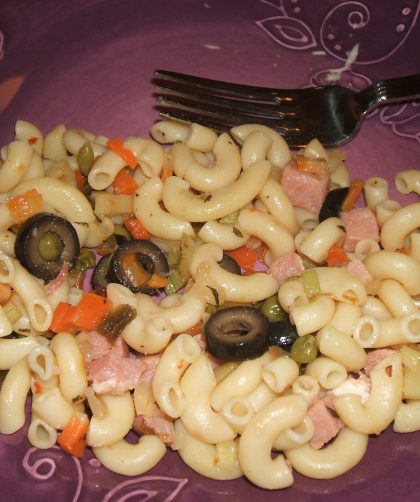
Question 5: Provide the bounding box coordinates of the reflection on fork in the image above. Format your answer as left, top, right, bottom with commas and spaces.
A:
153, 70, 420, 148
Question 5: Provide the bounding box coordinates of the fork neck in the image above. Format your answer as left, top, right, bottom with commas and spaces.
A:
357, 74, 420, 114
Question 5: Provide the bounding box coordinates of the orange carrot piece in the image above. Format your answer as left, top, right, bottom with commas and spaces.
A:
113, 168, 139, 195
123, 216, 151, 240
107, 138, 137, 168
326, 244, 349, 267
6, 188, 43, 223
72, 292, 112, 331
147, 273, 169, 289
0, 284, 12, 305
50, 302, 76, 332
341, 178, 365, 212
57, 413, 89, 458
226, 246, 258, 275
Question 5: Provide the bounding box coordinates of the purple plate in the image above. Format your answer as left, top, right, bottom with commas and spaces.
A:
0, 1, 419, 500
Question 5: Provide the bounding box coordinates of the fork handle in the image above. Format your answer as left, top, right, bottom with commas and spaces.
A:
362, 74, 420, 111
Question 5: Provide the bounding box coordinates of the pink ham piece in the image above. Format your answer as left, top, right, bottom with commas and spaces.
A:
280, 161, 329, 214
346, 258, 373, 285
79, 332, 149, 395
89, 347, 144, 395
268, 251, 305, 284
307, 397, 344, 449
364, 348, 397, 375
130, 353, 175, 444
133, 415, 175, 445
341, 207, 379, 252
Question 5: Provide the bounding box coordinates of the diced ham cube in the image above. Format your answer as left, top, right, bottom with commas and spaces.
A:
89, 347, 145, 394
280, 161, 329, 214
76, 331, 127, 363
364, 349, 397, 375
307, 398, 344, 449
341, 207, 379, 252
346, 258, 373, 285
268, 251, 305, 284
76, 331, 163, 395
140, 354, 161, 382
133, 414, 175, 445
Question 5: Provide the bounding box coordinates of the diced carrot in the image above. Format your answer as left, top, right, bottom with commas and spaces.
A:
57, 413, 89, 458
295, 154, 328, 175
107, 138, 137, 168
0, 284, 12, 305
72, 292, 112, 331
113, 168, 139, 195
147, 273, 169, 289
6, 188, 43, 224
74, 170, 86, 191
123, 216, 150, 240
226, 246, 258, 275
50, 302, 76, 333
341, 178, 365, 212
184, 321, 203, 337
326, 244, 349, 267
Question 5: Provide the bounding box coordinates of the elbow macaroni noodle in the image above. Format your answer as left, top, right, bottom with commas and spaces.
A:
0, 118, 419, 491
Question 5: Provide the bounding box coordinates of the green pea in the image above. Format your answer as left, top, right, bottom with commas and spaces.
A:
38, 232, 63, 261
260, 295, 286, 322
290, 334, 319, 364
77, 141, 94, 175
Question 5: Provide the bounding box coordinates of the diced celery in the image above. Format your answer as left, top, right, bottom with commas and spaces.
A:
219, 212, 238, 225
302, 269, 321, 299
164, 270, 186, 296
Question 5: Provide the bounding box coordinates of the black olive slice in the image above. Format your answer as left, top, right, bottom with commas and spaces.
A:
268, 318, 298, 352
218, 253, 241, 275
319, 187, 349, 222
91, 253, 113, 290
204, 306, 269, 360
110, 239, 169, 294
15, 212, 80, 281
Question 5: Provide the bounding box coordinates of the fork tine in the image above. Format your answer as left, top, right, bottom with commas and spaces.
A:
155, 99, 293, 135
157, 106, 309, 148
154, 69, 309, 103
155, 87, 297, 120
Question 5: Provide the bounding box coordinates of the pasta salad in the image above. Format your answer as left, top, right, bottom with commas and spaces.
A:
0, 118, 419, 490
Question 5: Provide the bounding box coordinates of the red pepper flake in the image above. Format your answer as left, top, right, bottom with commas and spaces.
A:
33, 381, 43, 394
28, 136, 38, 145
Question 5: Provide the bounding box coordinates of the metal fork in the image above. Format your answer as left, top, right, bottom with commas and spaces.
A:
153, 70, 420, 148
